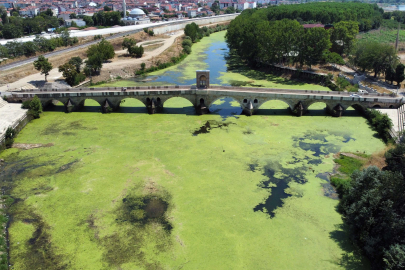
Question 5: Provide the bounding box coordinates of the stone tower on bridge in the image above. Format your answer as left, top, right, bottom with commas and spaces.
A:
196, 70, 210, 89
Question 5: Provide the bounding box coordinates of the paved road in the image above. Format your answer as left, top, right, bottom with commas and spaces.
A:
10, 86, 404, 100
0, 14, 237, 72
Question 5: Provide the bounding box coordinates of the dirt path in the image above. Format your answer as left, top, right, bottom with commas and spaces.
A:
0, 31, 183, 92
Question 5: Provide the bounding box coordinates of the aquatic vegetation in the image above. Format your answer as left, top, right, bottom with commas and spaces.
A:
0, 99, 384, 269
96, 32, 329, 90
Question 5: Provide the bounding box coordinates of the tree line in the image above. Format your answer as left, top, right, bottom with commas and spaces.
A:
0, 30, 78, 59
226, 18, 357, 69
0, 7, 64, 39
251, 2, 383, 31
336, 137, 405, 269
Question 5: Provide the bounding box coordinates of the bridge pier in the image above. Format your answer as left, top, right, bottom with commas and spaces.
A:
293, 101, 306, 117
196, 98, 209, 115
243, 101, 254, 116
329, 104, 345, 117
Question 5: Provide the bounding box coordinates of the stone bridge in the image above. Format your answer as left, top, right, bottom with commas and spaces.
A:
8, 85, 404, 117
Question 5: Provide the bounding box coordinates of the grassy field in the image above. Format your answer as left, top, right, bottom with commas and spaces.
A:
96, 31, 330, 91
357, 28, 405, 44
0, 99, 385, 269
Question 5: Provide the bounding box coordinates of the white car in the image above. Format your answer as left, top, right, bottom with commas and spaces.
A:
350, 94, 362, 98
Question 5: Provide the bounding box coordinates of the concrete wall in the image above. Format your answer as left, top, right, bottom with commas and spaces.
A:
0, 113, 31, 150
152, 14, 238, 34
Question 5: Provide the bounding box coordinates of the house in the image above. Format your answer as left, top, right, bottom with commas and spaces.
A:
248, 1, 256, 8
19, 6, 40, 16
65, 19, 86, 27
187, 8, 196, 17
219, 1, 233, 9
237, 2, 248, 10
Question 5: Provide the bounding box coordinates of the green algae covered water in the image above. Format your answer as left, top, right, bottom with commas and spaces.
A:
0, 99, 383, 269
98, 31, 330, 90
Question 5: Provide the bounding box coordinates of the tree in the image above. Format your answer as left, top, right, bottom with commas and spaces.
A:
324, 51, 345, 71
22, 41, 37, 56
128, 45, 144, 58
33, 55, 53, 81
122, 37, 136, 53
85, 53, 103, 75
69, 13, 77, 19
299, 27, 331, 69
68, 57, 83, 73
385, 66, 396, 85
350, 40, 398, 77
87, 39, 115, 62
384, 143, 405, 177
83, 16, 94, 26
59, 63, 78, 86
29, 96, 43, 118
339, 163, 405, 269
330, 21, 359, 55
104, 6, 111, 11
2, 24, 23, 39
395, 63, 405, 86
184, 22, 199, 42
60, 29, 72, 46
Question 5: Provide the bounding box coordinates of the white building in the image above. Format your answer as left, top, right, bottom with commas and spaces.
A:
248, 2, 256, 8
187, 9, 197, 17
122, 8, 151, 25
237, 2, 249, 10
19, 6, 39, 16
65, 19, 86, 27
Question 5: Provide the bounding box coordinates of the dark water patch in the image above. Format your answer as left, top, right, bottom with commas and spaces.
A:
41, 120, 96, 136
308, 159, 322, 165
96, 186, 173, 269
209, 98, 243, 120
329, 131, 356, 143
56, 159, 79, 174
243, 127, 254, 135
316, 172, 338, 200
8, 202, 68, 269
192, 120, 235, 136
254, 162, 308, 218
292, 130, 355, 157
248, 163, 259, 172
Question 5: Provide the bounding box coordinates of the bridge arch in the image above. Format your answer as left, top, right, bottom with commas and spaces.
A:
118, 97, 147, 113
306, 101, 331, 116
162, 96, 195, 108
208, 96, 243, 109
257, 99, 294, 111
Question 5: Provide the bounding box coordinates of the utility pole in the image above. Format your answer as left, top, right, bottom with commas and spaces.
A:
395, 22, 400, 52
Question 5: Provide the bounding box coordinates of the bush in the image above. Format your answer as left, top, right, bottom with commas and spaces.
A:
368, 109, 393, 142
23, 96, 43, 118
183, 45, 191, 54
4, 127, 15, 148
148, 30, 154, 36
182, 39, 192, 48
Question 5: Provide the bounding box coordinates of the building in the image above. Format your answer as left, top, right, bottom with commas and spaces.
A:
19, 6, 40, 16
122, 8, 150, 25
187, 9, 196, 17
65, 19, 86, 27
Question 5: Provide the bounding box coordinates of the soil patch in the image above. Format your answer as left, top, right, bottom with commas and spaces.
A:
12, 143, 54, 150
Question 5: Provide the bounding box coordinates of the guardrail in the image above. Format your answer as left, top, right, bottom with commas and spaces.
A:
11, 84, 397, 97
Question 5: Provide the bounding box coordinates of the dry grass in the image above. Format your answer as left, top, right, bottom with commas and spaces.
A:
0, 31, 166, 85
361, 145, 394, 170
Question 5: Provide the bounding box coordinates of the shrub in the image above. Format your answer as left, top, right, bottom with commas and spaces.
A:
148, 30, 154, 36
4, 127, 15, 148
141, 63, 146, 70
183, 45, 191, 54
182, 39, 192, 48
